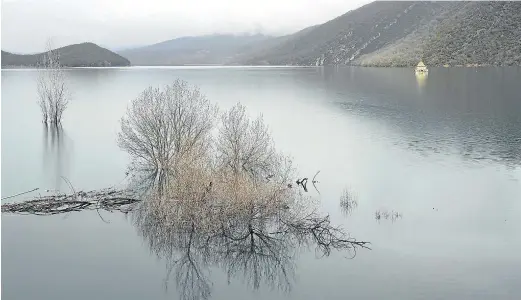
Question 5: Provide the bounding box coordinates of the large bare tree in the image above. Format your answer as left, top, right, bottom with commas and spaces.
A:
117, 79, 219, 188
36, 39, 69, 125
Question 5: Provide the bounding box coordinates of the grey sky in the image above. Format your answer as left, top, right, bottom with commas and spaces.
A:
1, 0, 371, 53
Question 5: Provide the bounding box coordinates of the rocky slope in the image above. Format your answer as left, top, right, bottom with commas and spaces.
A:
2, 42, 131, 67
356, 1, 521, 66
421, 1, 521, 67
233, 1, 521, 67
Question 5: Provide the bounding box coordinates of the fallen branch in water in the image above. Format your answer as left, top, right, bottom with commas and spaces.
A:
1, 188, 141, 216
1, 168, 320, 217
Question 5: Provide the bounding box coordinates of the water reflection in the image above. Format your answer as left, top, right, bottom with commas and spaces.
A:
415, 72, 428, 93
42, 125, 73, 191
319, 67, 521, 166
336, 101, 521, 168
321, 67, 521, 116
130, 172, 369, 300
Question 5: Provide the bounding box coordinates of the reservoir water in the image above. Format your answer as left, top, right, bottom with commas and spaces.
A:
2, 66, 521, 300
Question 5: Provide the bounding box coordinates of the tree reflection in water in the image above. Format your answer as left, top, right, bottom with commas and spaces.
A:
42, 124, 72, 192
131, 177, 369, 300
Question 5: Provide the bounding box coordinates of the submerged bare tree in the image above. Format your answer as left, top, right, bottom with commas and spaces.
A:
37, 39, 69, 125
116, 79, 321, 225
118, 79, 218, 192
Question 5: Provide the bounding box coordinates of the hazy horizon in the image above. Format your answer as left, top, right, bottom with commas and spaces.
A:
1, 0, 372, 53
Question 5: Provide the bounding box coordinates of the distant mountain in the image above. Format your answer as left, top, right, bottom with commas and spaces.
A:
118, 34, 273, 66
1, 42, 131, 67
228, 26, 320, 65
232, 1, 521, 67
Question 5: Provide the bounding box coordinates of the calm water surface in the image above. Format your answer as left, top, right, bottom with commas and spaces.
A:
2, 66, 521, 299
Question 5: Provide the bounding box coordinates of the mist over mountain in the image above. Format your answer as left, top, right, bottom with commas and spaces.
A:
118, 34, 273, 66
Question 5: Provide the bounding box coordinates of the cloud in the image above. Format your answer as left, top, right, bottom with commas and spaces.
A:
1, 0, 371, 53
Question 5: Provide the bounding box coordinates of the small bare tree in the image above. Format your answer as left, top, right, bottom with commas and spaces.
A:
37, 39, 69, 125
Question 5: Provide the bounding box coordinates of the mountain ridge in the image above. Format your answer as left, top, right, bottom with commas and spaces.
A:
1, 42, 131, 67
118, 34, 274, 66
231, 1, 521, 67
4, 2, 520, 68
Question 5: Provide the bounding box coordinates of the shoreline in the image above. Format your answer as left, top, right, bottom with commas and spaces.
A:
2, 64, 520, 70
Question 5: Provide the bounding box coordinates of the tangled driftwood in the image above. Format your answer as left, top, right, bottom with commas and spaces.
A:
1, 188, 141, 216
1, 168, 320, 217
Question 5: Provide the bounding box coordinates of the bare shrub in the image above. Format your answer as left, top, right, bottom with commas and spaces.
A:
375, 209, 402, 222
118, 79, 218, 188
37, 39, 69, 125
340, 188, 358, 216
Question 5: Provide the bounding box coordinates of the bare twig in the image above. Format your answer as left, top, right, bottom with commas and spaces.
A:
312, 171, 320, 194
312, 171, 320, 183
1, 188, 39, 201
61, 176, 76, 198
295, 178, 308, 192
96, 207, 110, 223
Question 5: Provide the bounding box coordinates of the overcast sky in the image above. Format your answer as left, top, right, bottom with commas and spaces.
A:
1, 0, 371, 53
